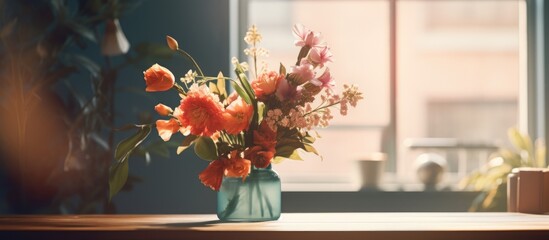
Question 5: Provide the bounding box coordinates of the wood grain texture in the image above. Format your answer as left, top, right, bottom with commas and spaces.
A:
1, 213, 549, 240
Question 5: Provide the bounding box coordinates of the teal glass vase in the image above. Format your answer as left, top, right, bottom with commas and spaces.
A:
217, 164, 281, 221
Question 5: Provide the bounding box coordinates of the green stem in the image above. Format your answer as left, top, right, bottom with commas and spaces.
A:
172, 82, 187, 96
177, 49, 204, 77
254, 177, 265, 217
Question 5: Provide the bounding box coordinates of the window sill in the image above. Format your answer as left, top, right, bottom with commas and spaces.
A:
282, 190, 480, 212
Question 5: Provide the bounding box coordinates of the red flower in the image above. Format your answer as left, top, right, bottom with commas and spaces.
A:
223, 97, 253, 135
251, 71, 283, 100
244, 146, 274, 169
154, 103, 173, 116
198, 159, 226, 191
143, 64, 175, 92
253, 121, 277, 151
224, 151, 251, 180
177, 84, 225, 137
156, 118, 180, 141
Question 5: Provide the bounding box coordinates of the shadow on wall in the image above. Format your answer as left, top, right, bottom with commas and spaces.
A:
0, 0, 229, 214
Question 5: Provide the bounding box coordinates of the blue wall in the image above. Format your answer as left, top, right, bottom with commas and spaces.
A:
112, 0, 229, 214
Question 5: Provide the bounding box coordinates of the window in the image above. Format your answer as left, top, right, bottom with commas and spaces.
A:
239, 0, 525, 191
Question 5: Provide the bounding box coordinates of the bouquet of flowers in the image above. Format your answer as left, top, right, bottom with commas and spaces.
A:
109, 24, 363, 203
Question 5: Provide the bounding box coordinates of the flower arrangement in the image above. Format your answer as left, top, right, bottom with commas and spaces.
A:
108, 24, 363, 200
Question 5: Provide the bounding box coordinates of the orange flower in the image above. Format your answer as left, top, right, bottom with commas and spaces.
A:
199, 159, 226, 191
224, 151, 251, 180
223, 97, 253, 135
244, 146, 274, 169
253, 120, 277, 150
154, 103, 173, 116
143, 64, 175, 92
251, 71, 283, 100
177, 84, 225, 137
156, 118, 180, 141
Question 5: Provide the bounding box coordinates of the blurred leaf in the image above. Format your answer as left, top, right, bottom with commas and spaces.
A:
108, 158, 128, 201
67, 54, 100, 77
535, 138, 546, 168
499, 149, 522, 168
194, 136, 217, 161
109, 124, 151, 200
508, 128, 533, 154
64, 20, 96, 42
177, 134, 197, 155
231, 81, 251, 105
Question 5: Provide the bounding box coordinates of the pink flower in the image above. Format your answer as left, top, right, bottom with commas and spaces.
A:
251, 71, 283, 100
311, 68, 335, 89
289, 60, 315, 85
154, 104, 173, 116
223, 97, 253, 135
275, 78, 298, 101
177, 84, 225, 137
292, 24, 324, 48
156, 118, 180, 141
308, 46, 333, 68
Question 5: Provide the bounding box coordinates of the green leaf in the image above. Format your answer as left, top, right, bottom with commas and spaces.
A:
217, 71, 227, 99
275, 145, 303, 161
303, 132, 316, 144
109, 125, 151, 200
114, 125, 152, 162
231, 81, 252, 105
279, 63, 287, 76
194, 136, 218, 161
109, 159, 129, 201
209, 82, 220, 95
177, 134, 198, 155
303, 143, 321, 157
234, 63, 256, 100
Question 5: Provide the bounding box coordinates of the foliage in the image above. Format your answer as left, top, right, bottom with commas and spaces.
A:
461, 128, 547, 211
0, 0, 169, 213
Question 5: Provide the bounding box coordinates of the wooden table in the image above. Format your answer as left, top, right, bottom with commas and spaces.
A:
1, 213, 549, 240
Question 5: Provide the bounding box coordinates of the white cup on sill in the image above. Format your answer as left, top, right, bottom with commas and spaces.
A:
357, 152, 387, 191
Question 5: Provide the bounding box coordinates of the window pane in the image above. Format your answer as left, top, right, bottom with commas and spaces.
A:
249, 0, 389, 189
397, 1, 520, 185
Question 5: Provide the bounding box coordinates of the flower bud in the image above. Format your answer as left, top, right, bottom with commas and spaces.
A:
154, 104, 173, 116
166, 35, 179, 50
